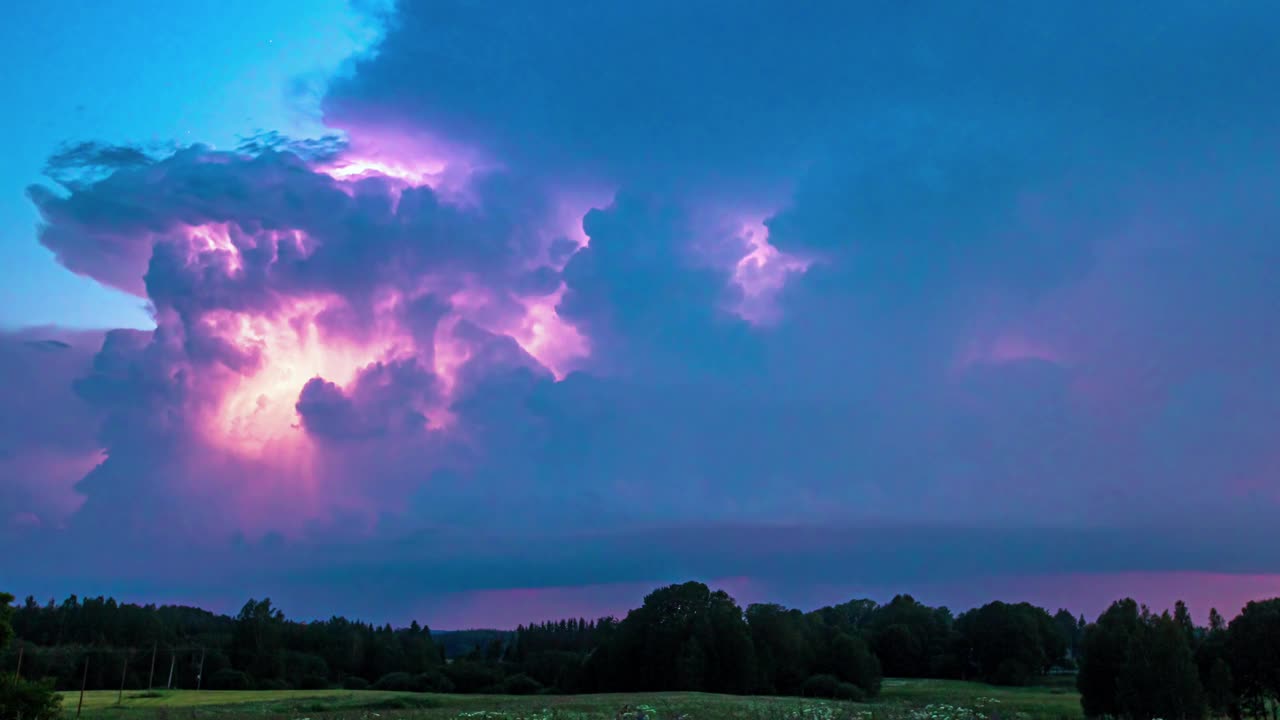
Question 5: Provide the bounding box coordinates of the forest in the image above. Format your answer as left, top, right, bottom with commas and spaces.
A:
4, 582, 1280, 720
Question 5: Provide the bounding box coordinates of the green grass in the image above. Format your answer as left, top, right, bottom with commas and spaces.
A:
60, 678, 1083, 720
62, 689, 426, 712
878, 678, 1081, 719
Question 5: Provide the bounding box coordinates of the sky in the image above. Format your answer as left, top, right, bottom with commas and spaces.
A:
0, 0, 380, 329
2, 0, 1280, 630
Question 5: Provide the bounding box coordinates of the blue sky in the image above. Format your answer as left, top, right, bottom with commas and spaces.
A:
0, 0, 379, 329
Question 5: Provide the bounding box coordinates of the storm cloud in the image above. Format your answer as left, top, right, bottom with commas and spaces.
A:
4, 0, 1280, 626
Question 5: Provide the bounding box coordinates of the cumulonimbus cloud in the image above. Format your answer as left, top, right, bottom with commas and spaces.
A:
4, 0, 1280, 623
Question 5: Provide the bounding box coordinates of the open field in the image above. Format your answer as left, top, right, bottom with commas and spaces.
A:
60, 679, 1082, 720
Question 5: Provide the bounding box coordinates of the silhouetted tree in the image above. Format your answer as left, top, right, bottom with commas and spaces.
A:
1196, 607, 1236, 718
231, 598, 286, 684
1054, 608, 1083, 661
1079, 599, 1205, 720
603, 582, 756, 693
6, 581, 1278, 711
1080, 599, 1146, 719
1226, 599, 1280, 720
1, 592, 62, 720
747, 603, 812, 694
0, 593, 12, 650
957, 601, 1064, 685
1117, 611, 1204, 720
867, 595, 956, 678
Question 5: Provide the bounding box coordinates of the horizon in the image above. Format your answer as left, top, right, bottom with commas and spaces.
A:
9, 572, 1268, 633
3, 1, 1280, 628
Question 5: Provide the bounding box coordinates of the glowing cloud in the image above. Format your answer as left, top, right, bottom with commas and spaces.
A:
732, 218, 809, 324
201, 298, 415, 457
507, 285, 589, 380
444, 282, 589, 381
320, 157, 447, 187
184, 223, 244, 274
315, 126, 485, 204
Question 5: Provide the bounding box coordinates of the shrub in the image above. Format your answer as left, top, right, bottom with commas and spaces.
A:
834, 682, 866, 701
992, 658, 1033, 686
205, 669, 252, 690
297, 674, 329, 690
342, 676, 370, 690
280, 651, 329, 690
523, 650, 585, 693
0, 675, 63, 720
801, 674, 841, 698
373, 671, 422, 692
500, 673, 543, 695
830, 632, 882, 697
418, 670, 455, 693
443, 661, 503, 693
255, 678, 292, 691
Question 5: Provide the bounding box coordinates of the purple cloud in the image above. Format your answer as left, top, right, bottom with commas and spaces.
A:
3, 0, 1280, 626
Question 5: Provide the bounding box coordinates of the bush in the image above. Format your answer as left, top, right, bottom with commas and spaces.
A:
443, 661, 503, 693
830, 632, 882, 697
418, 670, 455, 693
0, 675, 63, 720
523, 651, 585, 693
342, 676, 370, 690
205, 669, 253, 690
500, 673, 543, 695
834, 682, 867, 701
255, 678, 292, 691
373, 671, 422, 692
283, 651, 330, 690
992, 658, 1033, 686
801, 674, 841, 698
297, 674, 330, 690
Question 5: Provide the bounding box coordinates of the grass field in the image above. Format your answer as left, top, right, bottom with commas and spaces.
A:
60, 678, 1082, 720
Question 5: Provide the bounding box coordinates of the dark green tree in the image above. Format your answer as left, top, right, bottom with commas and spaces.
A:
1116, 611, 1204, 720
1, 592, 62, 720
1173, 601, 1197, 648
957, 601, 1062, 685
0, 592, 12, 649
1226, 599, 1280, 720
231, 598, 286, 683
1079, 599, 1146, 719
604, 582, 756, 693
824, 632, 881, 695
1054, 608, 1082, 661
1196, 607, 1235, 718
1079, 600, 1205, 720
867, 595, 956, 678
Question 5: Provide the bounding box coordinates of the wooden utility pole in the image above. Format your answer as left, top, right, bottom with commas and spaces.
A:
166, 652, 175, 689
76, 655, 90, 719
147, 643, 157, 690
117, 651, 130, 705
195, 648, 206, 691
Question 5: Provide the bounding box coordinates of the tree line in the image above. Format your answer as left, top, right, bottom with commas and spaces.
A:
4, 582, 1280, 719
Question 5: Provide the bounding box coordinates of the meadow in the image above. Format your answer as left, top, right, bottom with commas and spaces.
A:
60, 678, 1082, 720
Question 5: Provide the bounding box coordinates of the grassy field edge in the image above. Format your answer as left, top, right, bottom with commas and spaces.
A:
59, 678, 1082, 720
